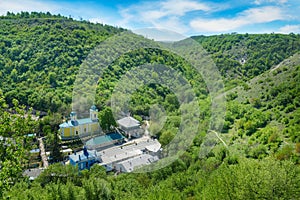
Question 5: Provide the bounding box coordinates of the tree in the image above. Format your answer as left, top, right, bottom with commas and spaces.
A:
0, 95, 37, 196
82, 178, 111, 200
89, 164, 106, 179
159, 130, 175, 146
48, 72, 57, 87
201, 158, 300, 199
49, 131, 63, 163
98, 107, 117, 132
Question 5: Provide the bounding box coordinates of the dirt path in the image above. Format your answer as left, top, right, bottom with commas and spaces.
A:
38, 138, 48, 168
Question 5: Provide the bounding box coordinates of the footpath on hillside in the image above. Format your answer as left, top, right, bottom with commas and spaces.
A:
38, 138, 48, 168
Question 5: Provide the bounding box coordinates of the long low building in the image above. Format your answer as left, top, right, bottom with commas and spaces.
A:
98, 138, 161, 171
115, 154, 159, 173
67, 134, 162, 172
85, 133, 125, 150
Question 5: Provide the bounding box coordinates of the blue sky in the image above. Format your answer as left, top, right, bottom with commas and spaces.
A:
0, 0, 299, 36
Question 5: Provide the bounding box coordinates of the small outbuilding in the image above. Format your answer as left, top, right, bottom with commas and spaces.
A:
117, 116, 143, 138
23, 168, 44, 181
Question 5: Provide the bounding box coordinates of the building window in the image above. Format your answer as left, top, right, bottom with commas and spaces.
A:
94, 114, 96, 118
76, 131, 78, 135
84, 128, 86, 132
86, 162, 88, 168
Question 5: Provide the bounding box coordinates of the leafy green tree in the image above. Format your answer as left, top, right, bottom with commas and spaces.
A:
82, 178, 111, 200
98, 107, 117, 132
50, 131, 63, 163
0, 96, 37, 197
202, 158, 300, 199
89, 164, 107, 179
159, 129, 175, 146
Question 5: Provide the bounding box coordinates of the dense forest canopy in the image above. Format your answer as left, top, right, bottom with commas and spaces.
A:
0, 12, 124, 114
193, 33, 300, 80
0, 12, 299, 199
1, 12, 300, 114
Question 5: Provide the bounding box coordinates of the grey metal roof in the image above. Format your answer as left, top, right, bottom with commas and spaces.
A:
117, 154, 159, 172
117, 116, 140, 128
145, 143, 161, 152
30, 148, 40, 154
23, 168, 44, 180
99, 138, 161, 165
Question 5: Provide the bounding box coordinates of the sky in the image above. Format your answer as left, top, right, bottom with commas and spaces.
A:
0, 0, 300, 37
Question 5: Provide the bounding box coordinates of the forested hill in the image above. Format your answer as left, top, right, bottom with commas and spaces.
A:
0, 12, 124, 113
1, 12, 300, 199
193, 34, 300, 86
1, 13, 300, 115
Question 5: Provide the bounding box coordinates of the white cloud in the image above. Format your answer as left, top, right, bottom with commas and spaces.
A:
0, 0, 297, 36
89, 18, 105, 24
0, 0, 59, 15
133, 28, 188, 41
253, 0, 288, 5
190, 6, 284, 32
118, 0, 211, 34
160, 0, 210, 16
279, 24, 300, 33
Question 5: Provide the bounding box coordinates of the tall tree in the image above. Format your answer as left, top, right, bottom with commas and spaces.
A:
49, 131, 63, 163
98, 107, 117, 132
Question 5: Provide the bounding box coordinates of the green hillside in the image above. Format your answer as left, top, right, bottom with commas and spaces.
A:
1, 13, 300, 115
0, 12, 124, 113
221, 53, 300, 161
193, 34, 300, 83
0, 13, 299, 199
